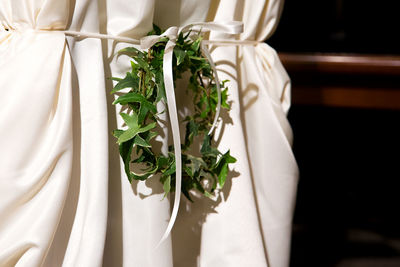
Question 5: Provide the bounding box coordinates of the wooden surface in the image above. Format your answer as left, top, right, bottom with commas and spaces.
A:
279, 53, 400, 109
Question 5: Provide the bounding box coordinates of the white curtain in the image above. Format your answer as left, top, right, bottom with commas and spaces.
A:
0, 0, 298, 266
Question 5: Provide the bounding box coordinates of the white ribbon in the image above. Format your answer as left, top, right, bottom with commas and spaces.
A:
63, 30, 140, 44
140, 21, 244, 247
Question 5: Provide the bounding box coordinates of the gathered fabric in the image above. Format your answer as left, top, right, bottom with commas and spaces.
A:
0, 0, 297, 266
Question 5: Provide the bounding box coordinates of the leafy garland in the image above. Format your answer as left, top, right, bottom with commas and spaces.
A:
111, 25, 236, 201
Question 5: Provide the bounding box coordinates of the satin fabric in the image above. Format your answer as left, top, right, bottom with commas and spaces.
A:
154, 1, 298, 267
0, 0, 297, 266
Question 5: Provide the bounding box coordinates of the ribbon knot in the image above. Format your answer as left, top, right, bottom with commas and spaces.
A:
139, 21, 244, 247
140, 26, 179, 50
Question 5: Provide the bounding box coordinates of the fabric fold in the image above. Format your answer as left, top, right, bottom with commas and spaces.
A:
0, 1, 297, 266
0, 30, 73, 266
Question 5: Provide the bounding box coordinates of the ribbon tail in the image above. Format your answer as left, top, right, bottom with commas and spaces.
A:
151, 21, 244, 247
156, 41, 182, 248
201, 42, 221, 135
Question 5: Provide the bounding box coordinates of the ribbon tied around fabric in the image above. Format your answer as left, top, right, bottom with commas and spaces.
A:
2, 18, 245, 247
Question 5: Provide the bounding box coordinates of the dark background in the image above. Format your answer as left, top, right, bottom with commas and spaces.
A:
269, 0, 400, 54
268, 1, 400, 266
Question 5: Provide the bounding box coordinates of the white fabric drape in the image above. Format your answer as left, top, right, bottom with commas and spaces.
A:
154, 1, 298, 267
0, 0, 298, 266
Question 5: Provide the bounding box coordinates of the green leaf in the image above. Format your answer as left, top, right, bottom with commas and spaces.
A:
132, 147, 155, 165
147, 131, 158, 141
113, 92, 157, 124
191, 37, 202, 52
174, 47, 186, 66
137, 102, 153, 125
155, 71, 166, 102
189, 56, 205, 61
162, 175, 171, 199
177, 32, 185, 45
118, 47, 145, 59
120, 112, 139, 128
117, 128, 138, 144
113, 92, 148, 105
138, 122, 157, 133
187, 155, 206, 177
218, 164, 228, 187
133, 134, 151, 147
112, 129, 124, 138
214, 150, 237, 188
119, 139, 134, 182
157, 156, 169, 172
184, 119, 199, 146
221, 88, 230, 109
163, 160, 176, 177
200, 135, 219, 157
111, 72, 139, 94
117, 112, 156, 144
135, 57, 150, 72
148, 24, 162, 35
131, 172, 152, 181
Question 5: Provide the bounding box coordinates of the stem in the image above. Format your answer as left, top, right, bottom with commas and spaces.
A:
140, 70, 145, 95
138, 70, 142, 93
197, 71, 205, 89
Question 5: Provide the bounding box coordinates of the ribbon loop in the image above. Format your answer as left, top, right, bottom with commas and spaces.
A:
140, 26, 179, 50
139, 21, 244, 247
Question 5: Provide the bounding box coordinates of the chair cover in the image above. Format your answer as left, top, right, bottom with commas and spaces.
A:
0, 0, 298, 266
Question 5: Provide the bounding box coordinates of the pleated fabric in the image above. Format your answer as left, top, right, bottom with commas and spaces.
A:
154, 1, 298, 266
0, 1, 74, 266
0, 0, 297, 266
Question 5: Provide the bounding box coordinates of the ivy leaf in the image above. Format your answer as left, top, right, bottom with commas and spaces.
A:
191, 37, 202, 52
137, 103, 154, 125
187, 155, 206, 177
157, 156, 169, 172
113, 92, 148, 105
113, 92, 157, 124
148, 23, 162, 35
189, 56, 206, 61
144, 131, 158, 143
118, 47, 145, 59
181, 176, 194, 202
111, 72, 139, 94
119, 138, 134, 182
133, 134, 151, 147
155, 71, 166, 102
133, 147, 155, 165
131, 171, 153, 181
184, 119, 199, 146
200, 135, 219, 157
221, 88, 230, 109
134, 57, 151, 72
117, 112, 156, 144
214, 150, 237, 187
163, 159, 176, 177
112, 129, 124, 138
174, 47, 186, 66
162, 175, 171, 199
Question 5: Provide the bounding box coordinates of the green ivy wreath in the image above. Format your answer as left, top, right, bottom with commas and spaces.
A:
111, 25, 236, 201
